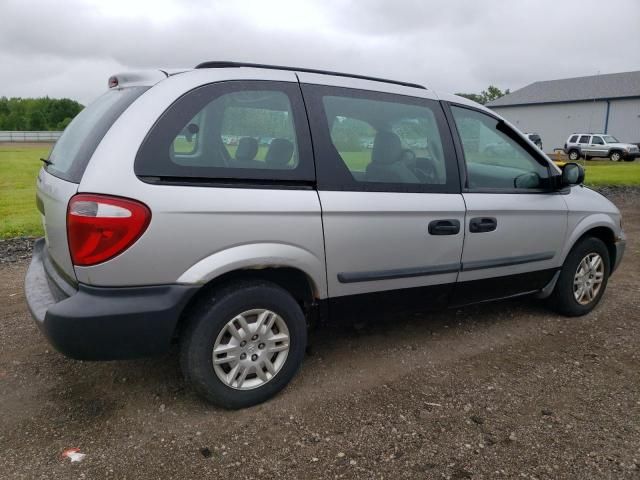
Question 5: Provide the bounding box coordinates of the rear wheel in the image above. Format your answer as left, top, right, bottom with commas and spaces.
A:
568, 149, 580, 161
609, 151, 622, 162
180, 281, 307, 409
548, 237, 610, 316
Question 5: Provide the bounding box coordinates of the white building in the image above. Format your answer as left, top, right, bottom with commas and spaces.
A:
487, 70, 640, 152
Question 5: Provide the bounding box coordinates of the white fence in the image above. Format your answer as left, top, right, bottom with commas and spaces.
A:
0, 131, 62, 142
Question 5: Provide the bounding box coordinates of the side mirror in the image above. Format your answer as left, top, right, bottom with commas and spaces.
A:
561, 162, 585, 186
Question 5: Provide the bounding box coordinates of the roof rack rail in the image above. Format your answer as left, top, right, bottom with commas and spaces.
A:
194, 61, 427, 90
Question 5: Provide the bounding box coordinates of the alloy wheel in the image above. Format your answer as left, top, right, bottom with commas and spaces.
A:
212, 309, 290, 390
573, 253, 605, 305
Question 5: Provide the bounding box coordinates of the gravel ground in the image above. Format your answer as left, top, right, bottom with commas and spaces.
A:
0, 192, 638, 479
0, 237, 36, 264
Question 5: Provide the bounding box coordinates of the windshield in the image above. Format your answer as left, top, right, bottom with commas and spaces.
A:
603, 135, 619, 143
47, 87, 148, 182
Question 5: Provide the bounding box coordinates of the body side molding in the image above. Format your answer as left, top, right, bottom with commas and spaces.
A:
461, 252, 555, 272
338, 251, 557, 283
337, 263, 460, 284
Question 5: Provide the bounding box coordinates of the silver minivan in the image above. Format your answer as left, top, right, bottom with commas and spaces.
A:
26, 62, 626, 409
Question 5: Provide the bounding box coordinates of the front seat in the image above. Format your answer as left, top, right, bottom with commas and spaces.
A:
265, 138, 294, 168
235, 137, 259, 163
366, 131, 420, 183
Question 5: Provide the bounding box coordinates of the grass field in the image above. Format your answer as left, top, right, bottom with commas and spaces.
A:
0, 144, 50, 239
577, 161, 640, 186
1, 143, 639, 239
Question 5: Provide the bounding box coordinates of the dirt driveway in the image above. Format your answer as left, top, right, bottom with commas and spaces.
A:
1, 193, 639, 479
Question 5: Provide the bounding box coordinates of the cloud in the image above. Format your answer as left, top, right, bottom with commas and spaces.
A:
1, 0, 638, 104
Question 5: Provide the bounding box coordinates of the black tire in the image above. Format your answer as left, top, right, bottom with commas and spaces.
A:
609, 151, 622, 162
180, 281, 307, 409
548, 237, 610, 317
568, 149, 580, 161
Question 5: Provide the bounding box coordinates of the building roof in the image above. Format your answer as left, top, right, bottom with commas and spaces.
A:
487, 70, 640, 107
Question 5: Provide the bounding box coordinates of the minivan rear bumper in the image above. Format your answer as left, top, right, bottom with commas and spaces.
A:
25, 238, 198, 360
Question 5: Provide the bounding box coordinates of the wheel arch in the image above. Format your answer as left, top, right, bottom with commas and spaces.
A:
176, 243, 326, 296
172, 243, 326, 339
609, 149, 623, 159
563, 220, 617, 269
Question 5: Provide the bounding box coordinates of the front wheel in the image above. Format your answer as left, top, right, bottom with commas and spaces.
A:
548, 237, 610, 316
609, 151, 622, 162
180, 281, 307, 409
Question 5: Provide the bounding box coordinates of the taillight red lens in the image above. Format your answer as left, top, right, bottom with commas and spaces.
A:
67, 194, 151, 266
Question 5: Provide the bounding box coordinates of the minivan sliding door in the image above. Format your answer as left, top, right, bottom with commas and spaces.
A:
301, 83, 465, 318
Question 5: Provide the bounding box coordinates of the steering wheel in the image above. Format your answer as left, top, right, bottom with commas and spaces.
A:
399, 148, 436, 183
399, 148, 416, 164
413, 164, 437, 184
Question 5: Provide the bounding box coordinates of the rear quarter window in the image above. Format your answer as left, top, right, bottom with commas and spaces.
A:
135, 81, 314, 184
46, 87, 148, 183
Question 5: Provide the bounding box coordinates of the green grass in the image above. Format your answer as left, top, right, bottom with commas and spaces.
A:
0, 144, 639, 240
581, 160, 640, 186
224, 144, 270, 161
0, 144, 50, 239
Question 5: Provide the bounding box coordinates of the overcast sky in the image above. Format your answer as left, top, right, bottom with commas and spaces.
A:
1, 0, 639, 105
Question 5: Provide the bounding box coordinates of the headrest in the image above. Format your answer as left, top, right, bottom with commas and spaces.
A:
235, 137, 259, 162
371, 131, 402, 165
265, 138, 294, 167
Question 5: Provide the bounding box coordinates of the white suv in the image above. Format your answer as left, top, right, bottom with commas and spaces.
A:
564, 133, 639, 162
25, 62, 626, 409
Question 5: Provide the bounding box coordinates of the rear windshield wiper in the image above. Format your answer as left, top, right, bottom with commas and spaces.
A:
40, 157, 53, 166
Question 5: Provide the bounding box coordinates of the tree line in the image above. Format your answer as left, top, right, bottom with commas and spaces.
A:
455, 85, 510, 105
0, 97, 84, 131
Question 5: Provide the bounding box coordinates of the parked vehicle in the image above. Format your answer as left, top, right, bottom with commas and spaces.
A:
524, 133, 543, 150
26, 62, 626, 409
564, 133, 639, 162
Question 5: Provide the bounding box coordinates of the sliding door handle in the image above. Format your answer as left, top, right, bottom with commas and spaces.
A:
428, 219, 460, 235
469, 217, 497, 233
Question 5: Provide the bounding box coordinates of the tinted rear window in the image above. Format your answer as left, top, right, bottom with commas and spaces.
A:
135, 80, 314, 183
46, 87, 148, 183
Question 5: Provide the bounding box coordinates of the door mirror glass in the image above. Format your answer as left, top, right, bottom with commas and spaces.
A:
561, 162, 585, 186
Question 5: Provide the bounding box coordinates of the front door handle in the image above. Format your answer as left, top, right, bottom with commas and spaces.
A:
469, 217, 497, 233
428, 219, 460, 235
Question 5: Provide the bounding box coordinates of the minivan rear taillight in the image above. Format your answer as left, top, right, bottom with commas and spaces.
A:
67, 194, 151, 266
